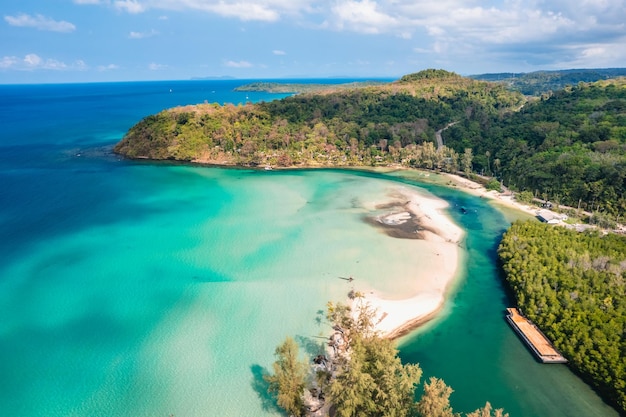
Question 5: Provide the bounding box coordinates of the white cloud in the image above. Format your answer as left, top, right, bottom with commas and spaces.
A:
559, 39, 626, 68
129, 29, 159, 38
94, 0, 314, 21
0, 56, 19, 69
0, 53, 88, 71
224, 60, 253, 68
97, 64, 120, 71
115, 0, 146, 14
75, 60, 88, 70
64, 0, 626, 70
24, 54, 43, 67
383, 0, 625, 70
41, 59, 68, 70
206, 2, 280, 21
148, 62, 167, 70
273, 49, 286, 55
4, 13, 76, 32
330, 0, 398, 34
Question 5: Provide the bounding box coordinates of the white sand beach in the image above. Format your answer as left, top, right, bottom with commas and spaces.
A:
442, 173, 538, 217
356, 186, 464, 339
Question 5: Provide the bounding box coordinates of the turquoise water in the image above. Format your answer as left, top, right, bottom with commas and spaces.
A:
0, 81, 619, 416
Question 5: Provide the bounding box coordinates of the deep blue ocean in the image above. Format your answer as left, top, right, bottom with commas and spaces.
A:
0, 79, 619, 416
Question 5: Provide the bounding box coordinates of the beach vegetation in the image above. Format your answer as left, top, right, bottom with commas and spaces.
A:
498, 220, 626, 413
465, 402, 509, 417
265, 300, 507, 417
515, 191, 534, 204
264, 337, 309, 417
416, 377, 456, 417
485, 178, 501, 192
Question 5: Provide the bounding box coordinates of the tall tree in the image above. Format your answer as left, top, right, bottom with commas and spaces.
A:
329, 336, 422, 417
264, 337, 308, 417
416, 377, 457, 417
466, 402, 509, 417
329, 338, 377, 417
462, 148, 473, 177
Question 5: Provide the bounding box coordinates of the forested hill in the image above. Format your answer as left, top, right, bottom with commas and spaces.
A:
114, 69, 523, 168
471, 68, 626, 96
444, 78, 626, 217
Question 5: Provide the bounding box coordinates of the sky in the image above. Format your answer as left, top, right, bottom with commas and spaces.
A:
1, 0, 626, 83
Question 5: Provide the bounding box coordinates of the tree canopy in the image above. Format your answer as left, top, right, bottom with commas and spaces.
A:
114, 69, 523, 174
498, 221, 626, 413
265, 299, 507, 417
444, 79, 626, 216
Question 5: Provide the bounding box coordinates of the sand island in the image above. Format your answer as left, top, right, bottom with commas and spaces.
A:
351, 184, 465, 339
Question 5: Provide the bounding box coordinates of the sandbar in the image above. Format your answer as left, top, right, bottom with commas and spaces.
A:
355, 185, 464, 339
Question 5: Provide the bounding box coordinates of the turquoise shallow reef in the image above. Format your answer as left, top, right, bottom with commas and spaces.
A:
0, 81, 618, 416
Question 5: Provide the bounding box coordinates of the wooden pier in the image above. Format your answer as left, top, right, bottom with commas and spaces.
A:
505, 308, 567, 364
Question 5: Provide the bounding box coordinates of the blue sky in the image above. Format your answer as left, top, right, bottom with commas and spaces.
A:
1, 0, 625, 83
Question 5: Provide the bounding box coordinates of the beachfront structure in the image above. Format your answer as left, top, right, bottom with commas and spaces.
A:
536, 209, 568, 224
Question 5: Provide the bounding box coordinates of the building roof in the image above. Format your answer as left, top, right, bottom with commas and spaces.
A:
537, 209, 567, 223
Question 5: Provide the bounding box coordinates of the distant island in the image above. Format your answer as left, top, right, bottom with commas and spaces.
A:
232, 68, 626, 96
234, 80, 389, 94
470, 68, 626, 95
190, 75, 237, 80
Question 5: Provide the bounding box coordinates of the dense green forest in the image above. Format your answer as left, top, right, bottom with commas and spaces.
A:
114, 69, 522, 175
498, 221, 626, 413
444, 78, 626, 217
471, 68, 626, 95
263, 298, 507, 417
114, 69, 625, 218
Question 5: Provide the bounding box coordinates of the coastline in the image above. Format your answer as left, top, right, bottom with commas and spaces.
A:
349, 170, 540, 340
440, 172, 538, 217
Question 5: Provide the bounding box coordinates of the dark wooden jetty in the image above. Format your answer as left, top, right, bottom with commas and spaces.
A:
505, 308, 567, 364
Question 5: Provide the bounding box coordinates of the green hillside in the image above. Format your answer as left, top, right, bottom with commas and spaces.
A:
444, 78, 626, 217
114, 69, 522, 170
115, 69, 625, 218
471, 68, 626, 95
